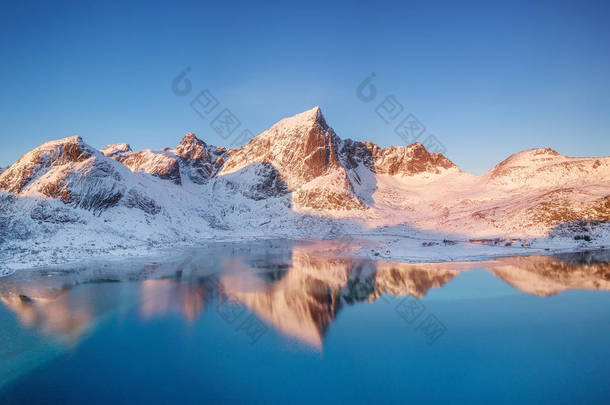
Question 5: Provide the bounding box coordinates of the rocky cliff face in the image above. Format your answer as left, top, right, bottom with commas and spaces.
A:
219, 107, 341, 185
340, 140, 456, 176
217, 107, 364, 210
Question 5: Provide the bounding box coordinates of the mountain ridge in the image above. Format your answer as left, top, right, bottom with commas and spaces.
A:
0, 106, 609, 271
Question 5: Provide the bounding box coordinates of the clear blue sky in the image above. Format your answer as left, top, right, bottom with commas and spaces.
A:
1, 0, 609, 174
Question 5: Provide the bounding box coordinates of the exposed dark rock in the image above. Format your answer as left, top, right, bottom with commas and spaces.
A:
30, 202, 83, 224
124, 189, 162, 215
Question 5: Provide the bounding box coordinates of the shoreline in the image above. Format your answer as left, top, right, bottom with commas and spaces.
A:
2, 234, 609, 276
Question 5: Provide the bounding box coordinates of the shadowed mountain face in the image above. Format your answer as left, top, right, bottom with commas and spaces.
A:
1, 242, 608, 349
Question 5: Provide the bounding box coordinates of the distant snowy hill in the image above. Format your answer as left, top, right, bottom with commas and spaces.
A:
1, 106, 609, 270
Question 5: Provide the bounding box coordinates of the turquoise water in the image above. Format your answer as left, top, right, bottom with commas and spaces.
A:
1, 242, 609, 404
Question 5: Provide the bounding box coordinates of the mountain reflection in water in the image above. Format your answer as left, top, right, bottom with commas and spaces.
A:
1, 241, 609, 351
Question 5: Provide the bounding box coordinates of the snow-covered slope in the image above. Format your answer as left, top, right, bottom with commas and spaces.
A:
0, 107, 609, 270
484, 147, 610, 192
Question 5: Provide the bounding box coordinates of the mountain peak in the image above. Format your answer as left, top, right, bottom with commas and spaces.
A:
179, 132, 203, 145
269, 106, 328, 134
407, 142, 426, 152
41, 135, 84, 148
31, 135, 93, 162
173, 132, 209, 161
517, 147, 560, 158
305, 105, 325, 125
493, 147, 562, 173
299, 105, 322, 119
217, 105, 359, 208
101, 143, 132, 158
0, 135, 100, 195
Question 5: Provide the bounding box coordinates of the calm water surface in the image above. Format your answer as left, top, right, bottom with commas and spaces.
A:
1, 240, 609, 404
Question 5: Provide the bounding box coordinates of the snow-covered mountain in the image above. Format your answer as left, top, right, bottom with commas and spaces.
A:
101, 133, 228, 185
0, 106, 609, 270
0, 136, 161, 214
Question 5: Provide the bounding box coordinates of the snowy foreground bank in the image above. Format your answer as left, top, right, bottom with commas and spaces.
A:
2, 228, 609, 277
